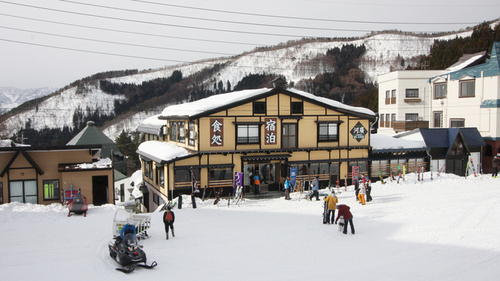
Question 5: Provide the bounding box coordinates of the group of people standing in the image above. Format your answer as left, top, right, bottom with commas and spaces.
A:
354, 175, 372, 205
323, 191, 355, 235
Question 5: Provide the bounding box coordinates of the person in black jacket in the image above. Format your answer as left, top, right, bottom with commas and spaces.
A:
163, 205, 175, 240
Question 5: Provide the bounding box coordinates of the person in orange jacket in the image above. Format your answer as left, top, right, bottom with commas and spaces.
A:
323, 191, 338, 224
335, 204, 355, 235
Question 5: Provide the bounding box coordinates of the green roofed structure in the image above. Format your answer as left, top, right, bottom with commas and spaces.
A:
67, 121, 127, 175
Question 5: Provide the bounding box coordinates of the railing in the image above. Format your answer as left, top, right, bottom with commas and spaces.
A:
392, 121, 429, 132
371, 162, 427, 177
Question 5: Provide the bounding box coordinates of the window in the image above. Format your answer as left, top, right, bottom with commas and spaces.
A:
237, 124, 259, 144
177, 121, 185, 143
282, 123, 297, 148
318, 123, 338, 141
144, 161, 153, 180
460, 80, 475, 97
9, 180, 37, 204
291, 102, 303, 114
385, 90, 390, 99
253, 102, 266, 114
391, 114, 396, 122
405, 89, 419, 98
188, 122, 195, 146
391, 90, 396, 104
43, 180, 60, 200
386, 114, 390, 127
209, 168, 232, 181
380, 114, 384, 127
0, 182, 3, 204
434, 111, 443, 128
120, 183, 125, 202
169, 121, 176, 142
156, 165, 164, 187
405, 114, 418, 121
450, 118, 465, 128
434, 84, 447, 99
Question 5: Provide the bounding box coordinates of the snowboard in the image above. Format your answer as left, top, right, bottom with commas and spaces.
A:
322, 200, 328, 224
213, 187, 223, 205
338, 215, 345, 232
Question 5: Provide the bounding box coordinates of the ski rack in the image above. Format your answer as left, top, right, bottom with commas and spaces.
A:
112, 209, 152, 240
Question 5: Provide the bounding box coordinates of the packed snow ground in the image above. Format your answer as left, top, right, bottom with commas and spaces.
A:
1, 172, 499, 281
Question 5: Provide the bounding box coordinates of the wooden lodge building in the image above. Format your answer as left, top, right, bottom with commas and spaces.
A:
136, 79, 377, 210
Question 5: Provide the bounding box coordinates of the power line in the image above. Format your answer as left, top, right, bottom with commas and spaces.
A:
0, 25, 238, 57
0, 12, 262, 47
131, 0, 488, 26
61, 0, 375, 33
0, 38, 189, 63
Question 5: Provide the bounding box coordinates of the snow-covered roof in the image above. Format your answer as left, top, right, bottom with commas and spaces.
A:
159, 87, 376, 119
137, 114, 164, 134
371, 134, 427, 152
137, 141, 190, 163
445, 51, 488, 72
0, 139, 29, 147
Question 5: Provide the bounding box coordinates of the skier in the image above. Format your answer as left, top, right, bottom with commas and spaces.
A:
308, 176, 320, 201
358, 182, 366, 205
323, 191, 338, 224
492, 156, 499, 178
163, 204, 175, 240
335, 204, 355, 235
354, 176, 360, 201
284, 176, 292, 200
366, 180, 373, 202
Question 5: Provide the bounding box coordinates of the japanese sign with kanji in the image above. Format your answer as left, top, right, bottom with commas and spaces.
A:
210, 118, 223, 146
265, 118, 277, 145
350, 121, 367, 142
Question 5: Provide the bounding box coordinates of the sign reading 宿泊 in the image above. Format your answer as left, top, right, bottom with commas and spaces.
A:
265, 118, 277, 145
210, 118, 223, 146
350, 122, 367, 142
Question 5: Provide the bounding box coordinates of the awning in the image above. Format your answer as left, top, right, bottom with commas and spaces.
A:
241, 154, 291, 161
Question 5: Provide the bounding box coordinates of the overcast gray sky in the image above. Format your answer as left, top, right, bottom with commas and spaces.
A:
0, 0, 498, 89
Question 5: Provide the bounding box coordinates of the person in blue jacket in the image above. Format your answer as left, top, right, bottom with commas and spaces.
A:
308, 176, 320, 201
284, 176, 292, 200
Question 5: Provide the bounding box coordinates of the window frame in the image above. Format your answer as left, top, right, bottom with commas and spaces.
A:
434, 83, 447, 99
318, 123, 339, 142
460, 80, 475, 97
450, 118, 465, 128
405, 89, 419, 98
291, 102, 303, 114
405, 113, 418, 121
42, 179, 60, 201
236, 124, 260, 144
282, 123, 297, 148
253, 101, 266, 115
434, 111, 443, 128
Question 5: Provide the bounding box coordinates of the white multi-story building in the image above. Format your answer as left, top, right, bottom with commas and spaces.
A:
378, 41, 500, 172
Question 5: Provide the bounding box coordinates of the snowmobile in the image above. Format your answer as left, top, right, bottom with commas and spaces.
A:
67, 192, 88, 217
108, 223, 157, 273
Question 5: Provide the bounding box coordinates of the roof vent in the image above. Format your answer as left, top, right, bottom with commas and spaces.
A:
270, 77, 288, 89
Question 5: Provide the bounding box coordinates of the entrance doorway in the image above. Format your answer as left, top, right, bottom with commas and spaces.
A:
244, 163, 280, 192
92, 176, 108, 206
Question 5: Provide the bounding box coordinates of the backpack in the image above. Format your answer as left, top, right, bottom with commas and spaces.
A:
165, 211, 173, 222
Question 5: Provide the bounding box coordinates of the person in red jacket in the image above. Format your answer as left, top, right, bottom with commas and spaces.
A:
335, 204, 355, 235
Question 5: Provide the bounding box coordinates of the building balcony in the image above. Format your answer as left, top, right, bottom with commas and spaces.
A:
392, 120, 429, 133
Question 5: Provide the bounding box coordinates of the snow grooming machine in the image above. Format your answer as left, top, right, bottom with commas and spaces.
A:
108, 223, 157, 273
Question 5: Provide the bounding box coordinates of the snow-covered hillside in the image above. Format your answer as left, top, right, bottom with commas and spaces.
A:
1, 172, 499, 280
0, 26, 486, 141
0, 87, 56, 115
2, 84, 125, 138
